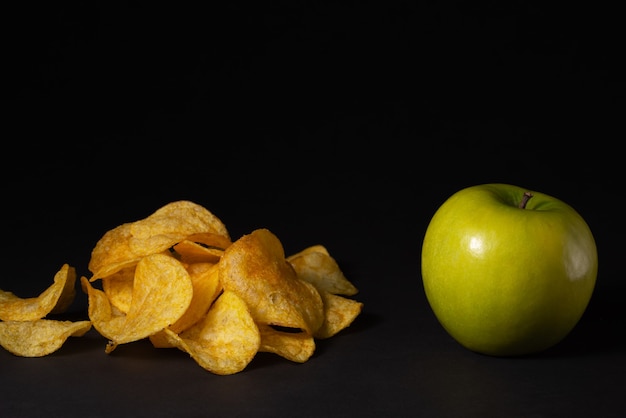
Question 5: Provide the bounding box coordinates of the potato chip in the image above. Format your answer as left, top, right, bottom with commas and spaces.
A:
88, 222, 137, 279
127, 201, 230, 258
89, 201, 230, 279
172, 240, 225, 264
219, 228, 325, 334
50, 265, 78, 315
131, 201, 230, 242
166, 262, 222, 333
150, 262, 222, 348
0, 319, 91, 357
258, 323, 316, 363
182, 232, 232, 250
314, 291, 363, 339
163, 290, 260, 375
287, 247, 359, 296
83, 253, 193, 351
101, 265, 136, 314
0, 264, 76, 321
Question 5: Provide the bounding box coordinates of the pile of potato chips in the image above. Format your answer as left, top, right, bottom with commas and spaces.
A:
0, 201, 363, 375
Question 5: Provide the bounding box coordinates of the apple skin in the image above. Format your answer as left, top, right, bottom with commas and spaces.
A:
421, 183, 598, 356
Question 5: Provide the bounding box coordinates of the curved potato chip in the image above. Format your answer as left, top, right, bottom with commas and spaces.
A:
164, 290, 260, 375
0, 319, 91, 357
91, 249, 170, 282
258, 323, 316, 363
90, 258, 142, 282
287, 249, 359, 296
89, 201, 230, 278
219, 228, 324, 334
150, 262, 222, 348
314, 291, 363, 339
128, 201, 230, 256
50, 265, 77, 315
0, 264, 76, 321
169, 262, 222, 333
82, 276, 122, 350
182, 232, 232, 250
101, 265, 136, 314
173, 240, 225, 264
131, 201, 230, 240
88, 223, 135, 278
83, 253, 193, 349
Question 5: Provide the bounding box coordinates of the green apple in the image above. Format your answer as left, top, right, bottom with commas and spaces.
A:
421, 183, 598, 356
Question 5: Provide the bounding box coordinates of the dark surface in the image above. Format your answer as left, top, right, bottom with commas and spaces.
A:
2, 3, 624, 417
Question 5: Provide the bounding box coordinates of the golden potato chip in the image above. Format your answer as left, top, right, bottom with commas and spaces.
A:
150, 262, 222, 348
88, 223, 137, 279
287, 247, 359, 296
101, 265, 136, 314
0, 319, 91, 357
81, 278, 123, 353
314, 291, 363, 339
183, 232, 232, 250
163, 290, 260, 375
131, 201, 230, 242
168, 262, 222, 333
147, 331, 171, 349
258, 323, 316, 363
172, 240, 225, 264
219, 228, 325, 334
50, 265, 77, 315
127, 201, 230, 258
83, 253, 193, 351
0, 264, 76, 321
88, 201, 230, 278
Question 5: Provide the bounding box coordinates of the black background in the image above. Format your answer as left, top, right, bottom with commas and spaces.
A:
1, 3, 624, 417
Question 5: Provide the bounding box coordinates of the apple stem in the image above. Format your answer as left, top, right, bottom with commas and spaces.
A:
519, 192, 533, 209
